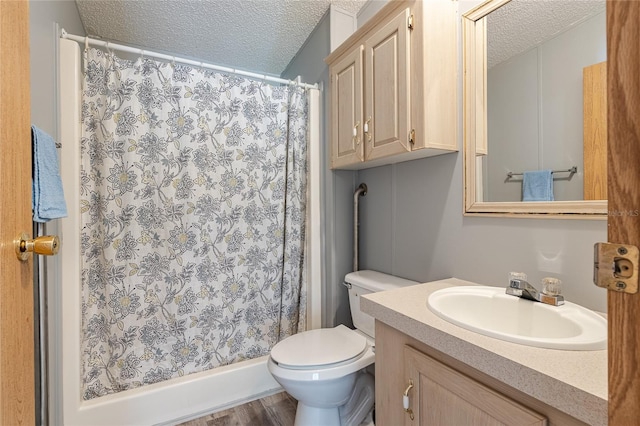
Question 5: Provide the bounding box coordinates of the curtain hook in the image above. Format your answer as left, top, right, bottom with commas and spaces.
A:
105, 41, 115, 63
83, 36, 89, 74
171, 56, 176, 69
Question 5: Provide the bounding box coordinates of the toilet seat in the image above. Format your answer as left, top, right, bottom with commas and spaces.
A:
268, 326, 375, 383
271, 325, 367, 369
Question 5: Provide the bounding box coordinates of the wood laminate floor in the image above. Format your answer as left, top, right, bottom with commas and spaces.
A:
178, 392, 297, 426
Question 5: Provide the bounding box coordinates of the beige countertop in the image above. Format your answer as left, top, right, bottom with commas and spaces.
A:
361, 278, 607, 426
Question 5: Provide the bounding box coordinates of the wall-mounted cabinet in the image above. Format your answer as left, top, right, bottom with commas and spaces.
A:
326, 0, 458, 170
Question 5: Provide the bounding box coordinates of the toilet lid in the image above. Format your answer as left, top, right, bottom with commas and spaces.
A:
271, 325, 367, 368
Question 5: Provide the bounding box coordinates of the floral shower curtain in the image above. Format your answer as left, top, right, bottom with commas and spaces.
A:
80, 48, 308, 399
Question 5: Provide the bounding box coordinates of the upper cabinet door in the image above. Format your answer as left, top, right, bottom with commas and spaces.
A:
330, 46, 364, 169
363, 8, 411, 162
325, 0, 457, 170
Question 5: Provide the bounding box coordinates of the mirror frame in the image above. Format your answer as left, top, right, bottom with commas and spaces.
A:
462, 0, 607, 218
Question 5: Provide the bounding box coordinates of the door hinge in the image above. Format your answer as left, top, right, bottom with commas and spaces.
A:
408, 14, 414, 30
594, 242, 639, 294
409, 129, 415, 145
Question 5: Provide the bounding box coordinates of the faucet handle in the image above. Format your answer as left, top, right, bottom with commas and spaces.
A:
509, 271, 528, 283
542, 277, 562, 296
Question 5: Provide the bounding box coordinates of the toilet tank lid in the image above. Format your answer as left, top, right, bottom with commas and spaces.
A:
344, 270, 418, 292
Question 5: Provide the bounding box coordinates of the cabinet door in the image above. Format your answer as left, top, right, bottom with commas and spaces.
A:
330, 46, 364, 169
363, 8, 411, 161
404, 346, 547, 426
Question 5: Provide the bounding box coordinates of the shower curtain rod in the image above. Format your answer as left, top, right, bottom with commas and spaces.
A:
60, 29, 319, 90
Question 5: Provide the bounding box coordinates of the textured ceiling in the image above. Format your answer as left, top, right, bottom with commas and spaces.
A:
487, 0, 605, 69
75, 0, 367, 76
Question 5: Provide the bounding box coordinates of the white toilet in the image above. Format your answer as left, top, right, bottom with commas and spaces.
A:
267, 270, 418, 426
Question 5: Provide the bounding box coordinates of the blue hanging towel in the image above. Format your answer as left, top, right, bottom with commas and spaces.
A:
522, 170, 554, 202
32, 125, 68, 222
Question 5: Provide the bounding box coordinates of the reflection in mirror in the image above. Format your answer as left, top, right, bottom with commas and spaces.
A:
483, 0, 606, 202
463, 0, 608, 217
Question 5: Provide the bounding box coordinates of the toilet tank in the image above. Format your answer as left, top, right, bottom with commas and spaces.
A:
344, 270, 418, 339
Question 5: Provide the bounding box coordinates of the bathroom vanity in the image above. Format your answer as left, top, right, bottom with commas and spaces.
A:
361, 278, 607, 426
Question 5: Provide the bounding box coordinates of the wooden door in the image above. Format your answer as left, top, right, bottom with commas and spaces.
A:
330, 46, 363, 169
583, 61, 607, 200
607, 1, 640, 424
404, 346, 546, 426
363, 7, 411, 161
0, 1, 36, 424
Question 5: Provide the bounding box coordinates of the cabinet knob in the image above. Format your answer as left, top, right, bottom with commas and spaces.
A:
353, 122, 361, 145
364, 116, 372, 141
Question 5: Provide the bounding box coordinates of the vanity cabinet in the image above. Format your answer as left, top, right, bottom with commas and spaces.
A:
375, 321, 587, 426
326, 0, 458, 170
404, 346, 546, 425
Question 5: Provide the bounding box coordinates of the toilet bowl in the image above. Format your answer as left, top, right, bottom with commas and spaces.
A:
268, 326, 375, 425
267, 270, 418, 426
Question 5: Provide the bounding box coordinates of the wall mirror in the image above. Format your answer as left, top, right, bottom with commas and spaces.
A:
463, 0, 608, 217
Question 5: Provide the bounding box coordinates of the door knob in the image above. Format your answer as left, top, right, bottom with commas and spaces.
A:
15, 232, 60, 261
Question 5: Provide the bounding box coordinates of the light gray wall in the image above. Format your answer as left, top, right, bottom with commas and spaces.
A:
357, 1, 608, 313
30, 1, 85, 423
357, 0, 388, 28
486, 11, 606, 202
486, 49, 539, 201
287, 0, 608, 332
282, 12, 357, 328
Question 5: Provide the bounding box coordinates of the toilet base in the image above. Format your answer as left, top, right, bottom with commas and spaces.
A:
293, 372, 375, 426
294, 402, 340, 426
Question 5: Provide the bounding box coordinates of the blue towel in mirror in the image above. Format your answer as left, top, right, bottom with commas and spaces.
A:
32, 125, 68, 222
522, 170, 554, 202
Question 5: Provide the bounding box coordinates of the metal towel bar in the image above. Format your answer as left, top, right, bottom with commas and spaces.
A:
506, 166, 577, 180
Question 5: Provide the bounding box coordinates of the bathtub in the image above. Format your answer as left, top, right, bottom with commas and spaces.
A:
54, 38, 320, 425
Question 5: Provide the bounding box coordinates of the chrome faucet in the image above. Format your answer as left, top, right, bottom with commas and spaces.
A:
506, 278, 565, 306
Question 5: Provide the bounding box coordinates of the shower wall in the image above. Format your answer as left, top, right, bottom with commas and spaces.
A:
30, 3, 86, 423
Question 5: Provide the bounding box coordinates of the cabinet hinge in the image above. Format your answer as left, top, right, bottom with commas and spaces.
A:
409, 129, 415, 145
408, 14, 414, 30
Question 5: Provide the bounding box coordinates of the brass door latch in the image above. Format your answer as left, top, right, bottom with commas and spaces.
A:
594, 242, 639, 294
15, 232, 60, 261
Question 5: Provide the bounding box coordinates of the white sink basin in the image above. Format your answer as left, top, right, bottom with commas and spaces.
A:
427, 286, 607, 350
